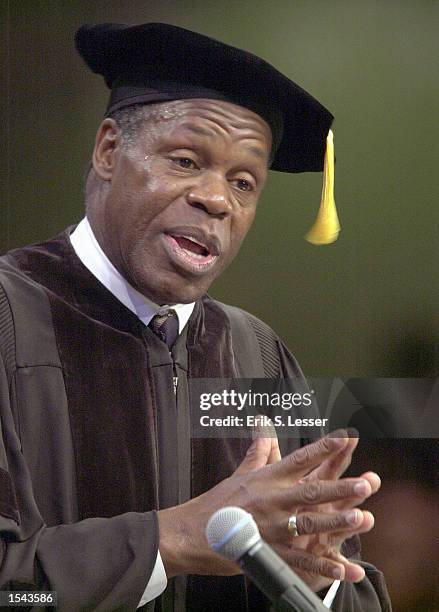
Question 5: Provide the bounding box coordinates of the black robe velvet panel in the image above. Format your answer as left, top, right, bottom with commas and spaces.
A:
0, 229, 391, 611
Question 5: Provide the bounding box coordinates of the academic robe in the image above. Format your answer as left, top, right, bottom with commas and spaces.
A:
0, 229, 391, 611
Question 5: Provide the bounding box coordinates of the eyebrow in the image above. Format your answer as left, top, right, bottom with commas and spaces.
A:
181, 123, 268, 161
247, 146, 266, 160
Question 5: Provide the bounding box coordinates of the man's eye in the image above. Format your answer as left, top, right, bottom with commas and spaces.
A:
236, 178, 253, 192
174, 157, 197, 169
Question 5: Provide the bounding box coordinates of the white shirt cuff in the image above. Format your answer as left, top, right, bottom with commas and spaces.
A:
322, 579, 341, 609
137, 551, 168, 607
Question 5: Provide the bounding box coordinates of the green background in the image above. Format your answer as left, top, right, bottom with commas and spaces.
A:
2, 0, 438, 377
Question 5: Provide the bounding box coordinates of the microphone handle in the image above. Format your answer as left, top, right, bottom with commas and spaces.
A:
240, 540, 329, 612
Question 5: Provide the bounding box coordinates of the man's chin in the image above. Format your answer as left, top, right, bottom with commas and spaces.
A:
136, 276, 210, 306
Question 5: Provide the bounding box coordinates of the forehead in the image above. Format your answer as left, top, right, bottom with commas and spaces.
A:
145, 98, 272, 152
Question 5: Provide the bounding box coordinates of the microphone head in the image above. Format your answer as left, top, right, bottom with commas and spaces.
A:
206, 506, 261, 562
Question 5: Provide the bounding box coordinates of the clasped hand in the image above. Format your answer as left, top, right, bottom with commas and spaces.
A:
158, 429, 380, 593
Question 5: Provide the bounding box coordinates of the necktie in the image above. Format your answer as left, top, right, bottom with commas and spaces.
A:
148, 309, 179, 350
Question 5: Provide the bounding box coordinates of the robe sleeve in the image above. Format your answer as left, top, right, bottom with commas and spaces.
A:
329, 562, 392, 611
0, 357, 158, 612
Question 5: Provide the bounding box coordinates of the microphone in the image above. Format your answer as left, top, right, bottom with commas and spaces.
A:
206, 506, 329, 612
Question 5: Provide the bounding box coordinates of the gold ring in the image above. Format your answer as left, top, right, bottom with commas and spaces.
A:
287, 514, 299, 537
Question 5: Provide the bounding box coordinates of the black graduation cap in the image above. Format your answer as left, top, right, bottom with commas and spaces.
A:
75, 22, 340, 244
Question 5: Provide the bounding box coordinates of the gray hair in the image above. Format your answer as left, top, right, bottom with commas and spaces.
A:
109, 102, 180, 148
85, 102, 173, 200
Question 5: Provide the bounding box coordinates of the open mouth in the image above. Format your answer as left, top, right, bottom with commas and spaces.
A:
163, 231, 220, 274
172, 235, 210, 259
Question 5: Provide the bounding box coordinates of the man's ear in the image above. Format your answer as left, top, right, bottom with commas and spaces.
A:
92, 118, 121, 181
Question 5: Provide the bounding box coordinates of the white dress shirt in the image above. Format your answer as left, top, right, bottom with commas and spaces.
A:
70, 217, 194, 333
69, 217, 340, 609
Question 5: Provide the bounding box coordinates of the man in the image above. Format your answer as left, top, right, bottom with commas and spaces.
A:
0, 23, 390, 611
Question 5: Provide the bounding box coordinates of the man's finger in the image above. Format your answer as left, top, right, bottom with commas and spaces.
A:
322, 471, 382, 513
324, 550, 366, 583
235, 436, 276, 474
267, 508, 366, 544
360, 471, 381, 494
293, 510, 374, 551
250, 415, 282, 465
301, 546, 366, 583
267, 437, 282, 464
294, 508, 366, 537
306, 436, 358, 482
280, 547, 346, 581
270, 431, 349, 481
324, 510, 375, 546
276, 477, 372, 510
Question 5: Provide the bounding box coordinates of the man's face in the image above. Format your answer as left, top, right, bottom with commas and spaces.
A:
91, 99, 272, 304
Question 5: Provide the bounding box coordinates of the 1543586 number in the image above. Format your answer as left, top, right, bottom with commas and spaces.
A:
0, 591, 57, 606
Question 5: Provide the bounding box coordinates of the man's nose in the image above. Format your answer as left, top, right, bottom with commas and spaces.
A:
186, 172, 230, 217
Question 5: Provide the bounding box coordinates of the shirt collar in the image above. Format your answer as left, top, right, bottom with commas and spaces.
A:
69, 217, 195, 333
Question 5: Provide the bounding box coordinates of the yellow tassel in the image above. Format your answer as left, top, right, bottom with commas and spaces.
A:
305, 129, 340, 245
